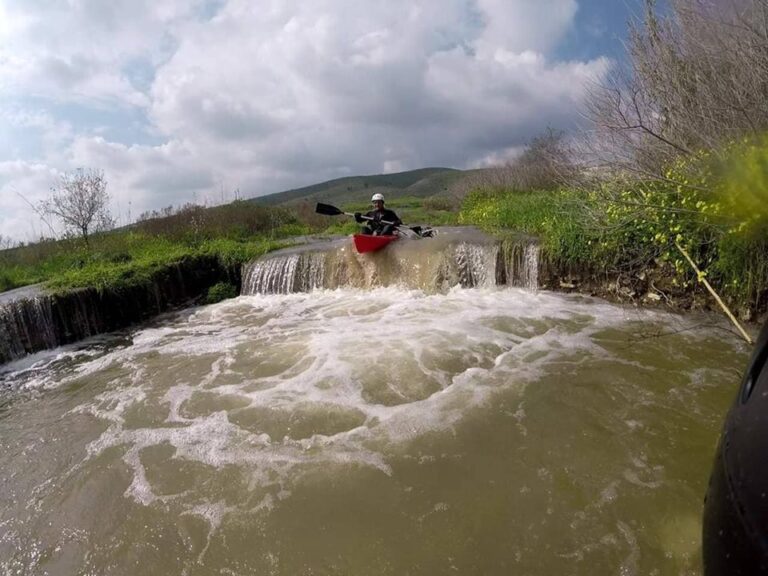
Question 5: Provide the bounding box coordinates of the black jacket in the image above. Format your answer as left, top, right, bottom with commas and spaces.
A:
364, 208, 401, 228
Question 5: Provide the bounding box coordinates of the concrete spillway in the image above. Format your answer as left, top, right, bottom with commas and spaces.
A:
242, 228, 539, 295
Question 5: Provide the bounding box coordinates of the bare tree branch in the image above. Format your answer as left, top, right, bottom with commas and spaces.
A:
39, 168, 114, 248
14, 191, 58, 238
583, 0, 768, 179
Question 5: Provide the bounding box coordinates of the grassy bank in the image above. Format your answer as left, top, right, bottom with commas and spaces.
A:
458, 142, 768, 317
0, 201, 306, 294
0, 232, 290, 294
459, 188, 594, 265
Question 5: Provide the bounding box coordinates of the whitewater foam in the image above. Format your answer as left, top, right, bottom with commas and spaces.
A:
1, 286, 743, 540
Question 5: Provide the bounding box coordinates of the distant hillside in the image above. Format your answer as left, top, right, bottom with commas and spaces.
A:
249, 167, 464, 208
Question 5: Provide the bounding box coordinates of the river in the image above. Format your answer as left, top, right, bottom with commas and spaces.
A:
0, 286, 748, 575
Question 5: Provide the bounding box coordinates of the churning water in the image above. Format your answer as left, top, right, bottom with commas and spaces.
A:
0, 287, 749, 575
241, 227, 539, 295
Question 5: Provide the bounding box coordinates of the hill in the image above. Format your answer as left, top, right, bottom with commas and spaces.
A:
249, 167, 464, 208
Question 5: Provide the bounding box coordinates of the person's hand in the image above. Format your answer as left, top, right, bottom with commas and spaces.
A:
354, 212, 363, 223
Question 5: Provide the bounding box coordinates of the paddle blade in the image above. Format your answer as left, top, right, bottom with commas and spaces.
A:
315, 202, 344, 216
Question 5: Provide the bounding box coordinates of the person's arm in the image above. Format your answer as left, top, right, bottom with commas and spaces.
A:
355, 210, 375, 223
388, 210, 402, 226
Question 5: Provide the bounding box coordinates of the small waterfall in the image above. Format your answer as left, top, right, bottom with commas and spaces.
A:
242, 252, 327, 294
242, 229, 539, 295
496, 239, 540, 291
0, 255, 237, 366
452, 243, 499, 288
0, 297, 58, 364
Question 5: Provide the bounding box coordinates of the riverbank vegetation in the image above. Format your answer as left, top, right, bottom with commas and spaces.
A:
0, 201, 301, 293
459, 146, 768, 317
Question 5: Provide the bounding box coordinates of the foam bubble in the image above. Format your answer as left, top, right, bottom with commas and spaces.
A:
3, 287, 743, 532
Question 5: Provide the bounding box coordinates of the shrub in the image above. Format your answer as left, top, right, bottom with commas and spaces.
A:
205, 282, 238, 304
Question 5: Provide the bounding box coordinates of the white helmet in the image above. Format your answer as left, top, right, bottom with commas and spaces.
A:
371, 193, 385, 203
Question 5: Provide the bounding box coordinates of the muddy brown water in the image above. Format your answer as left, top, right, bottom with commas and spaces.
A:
0, 287, 749, 575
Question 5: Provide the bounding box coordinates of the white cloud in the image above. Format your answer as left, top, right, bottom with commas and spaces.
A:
68, 136, 216, 217
1, 106, 74, 158
147, 0, 609, 173
0, 160, 60, 241
0, 0, 613, 241
0, 0, 200, 106
470, 146, 527, 169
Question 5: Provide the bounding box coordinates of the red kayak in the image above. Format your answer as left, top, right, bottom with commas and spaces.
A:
353, 234, 399, 254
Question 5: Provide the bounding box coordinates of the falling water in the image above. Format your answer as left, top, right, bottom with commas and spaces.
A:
242, 250, 330, 295
0, 256, 235, 365
242, 228, 533, 294
0, 297, 57, 364
494, 238, 540, 290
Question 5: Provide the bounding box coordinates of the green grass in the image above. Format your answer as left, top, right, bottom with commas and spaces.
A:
0, 223, 293, 294
459, 188, 596, 266
322, 220, 361, 236
0, 199, 313, 294
205, 281, 238, 304
37, 234, 288, 292
1, 239, 97, 292
458, 173, 768, 315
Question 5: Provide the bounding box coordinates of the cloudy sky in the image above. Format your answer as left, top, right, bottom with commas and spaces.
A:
0, 0, 636, 242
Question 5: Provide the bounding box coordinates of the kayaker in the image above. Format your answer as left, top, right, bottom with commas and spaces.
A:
354, 193, 402, 236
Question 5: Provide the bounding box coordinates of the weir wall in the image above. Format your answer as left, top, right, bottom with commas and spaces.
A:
0, 255, 239, 365
0, 232, 539, 365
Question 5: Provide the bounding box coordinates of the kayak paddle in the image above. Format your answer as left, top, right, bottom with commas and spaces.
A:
315, 202, 435, 237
